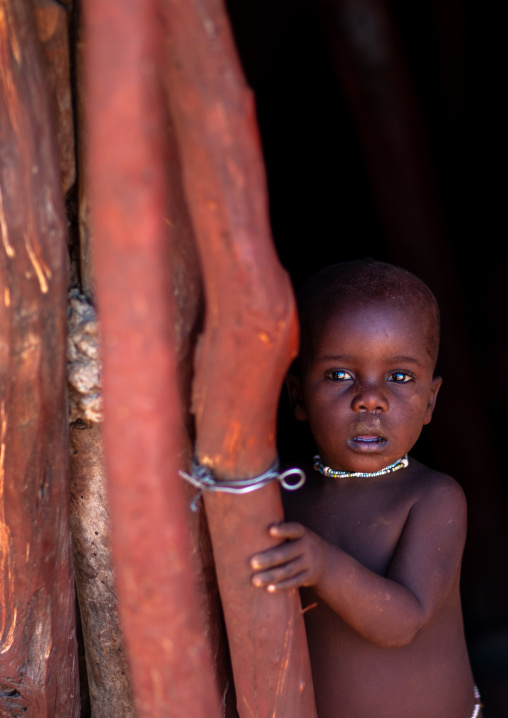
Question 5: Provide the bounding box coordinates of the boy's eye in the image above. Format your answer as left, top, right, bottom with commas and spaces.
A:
388, 372, 413, 383
325, 370, 353, 382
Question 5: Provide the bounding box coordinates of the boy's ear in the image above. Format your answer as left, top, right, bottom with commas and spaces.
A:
286, 372, 308, 422
423, 375, 442, 425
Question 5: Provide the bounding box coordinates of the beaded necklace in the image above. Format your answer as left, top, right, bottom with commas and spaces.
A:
313, 454, 408, 479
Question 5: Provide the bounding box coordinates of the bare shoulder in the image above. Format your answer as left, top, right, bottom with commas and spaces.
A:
410, 458, 466, 500
408, 458, 467, 532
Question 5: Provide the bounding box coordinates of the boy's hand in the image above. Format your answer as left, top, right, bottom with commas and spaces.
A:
250, 522, 329, 592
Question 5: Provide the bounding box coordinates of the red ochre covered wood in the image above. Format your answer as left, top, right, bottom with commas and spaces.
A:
84, 0, 222, 715
0, 0, 79, 713
161, 1, 317, 715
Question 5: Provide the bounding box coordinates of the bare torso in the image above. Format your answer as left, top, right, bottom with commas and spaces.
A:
283, 458, 476, 718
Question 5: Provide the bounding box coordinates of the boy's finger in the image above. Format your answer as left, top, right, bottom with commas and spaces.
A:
250, 541, 303, 570
251, 558, 305, 587
268, 522, 305, 539
264, 570, 308, 592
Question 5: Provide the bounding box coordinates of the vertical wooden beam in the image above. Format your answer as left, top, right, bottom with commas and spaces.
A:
158, 114, 238, 714
32, 0, 75, 196
84, 0, 222, 715
161, 1, 317, 715
68, 291, 137, 718
69, 419, 137, 718
0, 0, 79, 713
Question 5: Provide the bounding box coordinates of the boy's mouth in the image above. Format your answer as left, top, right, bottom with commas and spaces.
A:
349, 435, 387, 451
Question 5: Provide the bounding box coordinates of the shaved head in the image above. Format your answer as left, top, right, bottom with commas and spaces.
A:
297, 259, 440, 370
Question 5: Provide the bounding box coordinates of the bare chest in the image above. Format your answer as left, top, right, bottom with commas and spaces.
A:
284, 474, 417, 574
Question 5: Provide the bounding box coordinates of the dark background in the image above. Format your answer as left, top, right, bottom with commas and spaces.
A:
225, 1, 507, 715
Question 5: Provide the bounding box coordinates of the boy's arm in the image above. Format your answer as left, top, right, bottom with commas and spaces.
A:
250, 476, 467, 648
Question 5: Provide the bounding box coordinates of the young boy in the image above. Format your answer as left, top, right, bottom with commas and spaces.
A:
250, 260, 481, 718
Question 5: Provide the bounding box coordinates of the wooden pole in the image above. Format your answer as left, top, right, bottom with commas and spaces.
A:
69, 419, 137, 717
160, 1, 317, 715
0, 0, 79, 713
84, 0, 222, 714
32, 0, 75, 197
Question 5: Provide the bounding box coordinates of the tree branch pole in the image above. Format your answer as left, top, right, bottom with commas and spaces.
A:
0, 0, 79, 713
161, 1, 317, 715
84, 0, 222, 715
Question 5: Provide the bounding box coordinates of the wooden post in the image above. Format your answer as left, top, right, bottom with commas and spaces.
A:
0, 0, 79, 713
84, 0, 222, 714
69, 420, 137, 717
32, 0, 75, 196
160, 1, 317, 715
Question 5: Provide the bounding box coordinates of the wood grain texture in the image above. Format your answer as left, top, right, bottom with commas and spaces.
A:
0, 0, 79, 714
32, 0, 75, 196
69, 422, 136, 718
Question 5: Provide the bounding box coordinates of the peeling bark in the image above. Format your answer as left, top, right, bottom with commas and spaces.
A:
0, 0, 79, 713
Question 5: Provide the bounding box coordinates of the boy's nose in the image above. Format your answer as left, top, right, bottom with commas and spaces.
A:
351, 383, 388, 413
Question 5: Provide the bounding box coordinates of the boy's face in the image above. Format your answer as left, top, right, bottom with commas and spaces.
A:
289, 299, 441, 473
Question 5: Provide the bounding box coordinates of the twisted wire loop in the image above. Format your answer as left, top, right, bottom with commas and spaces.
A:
180, 458, 306, 512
